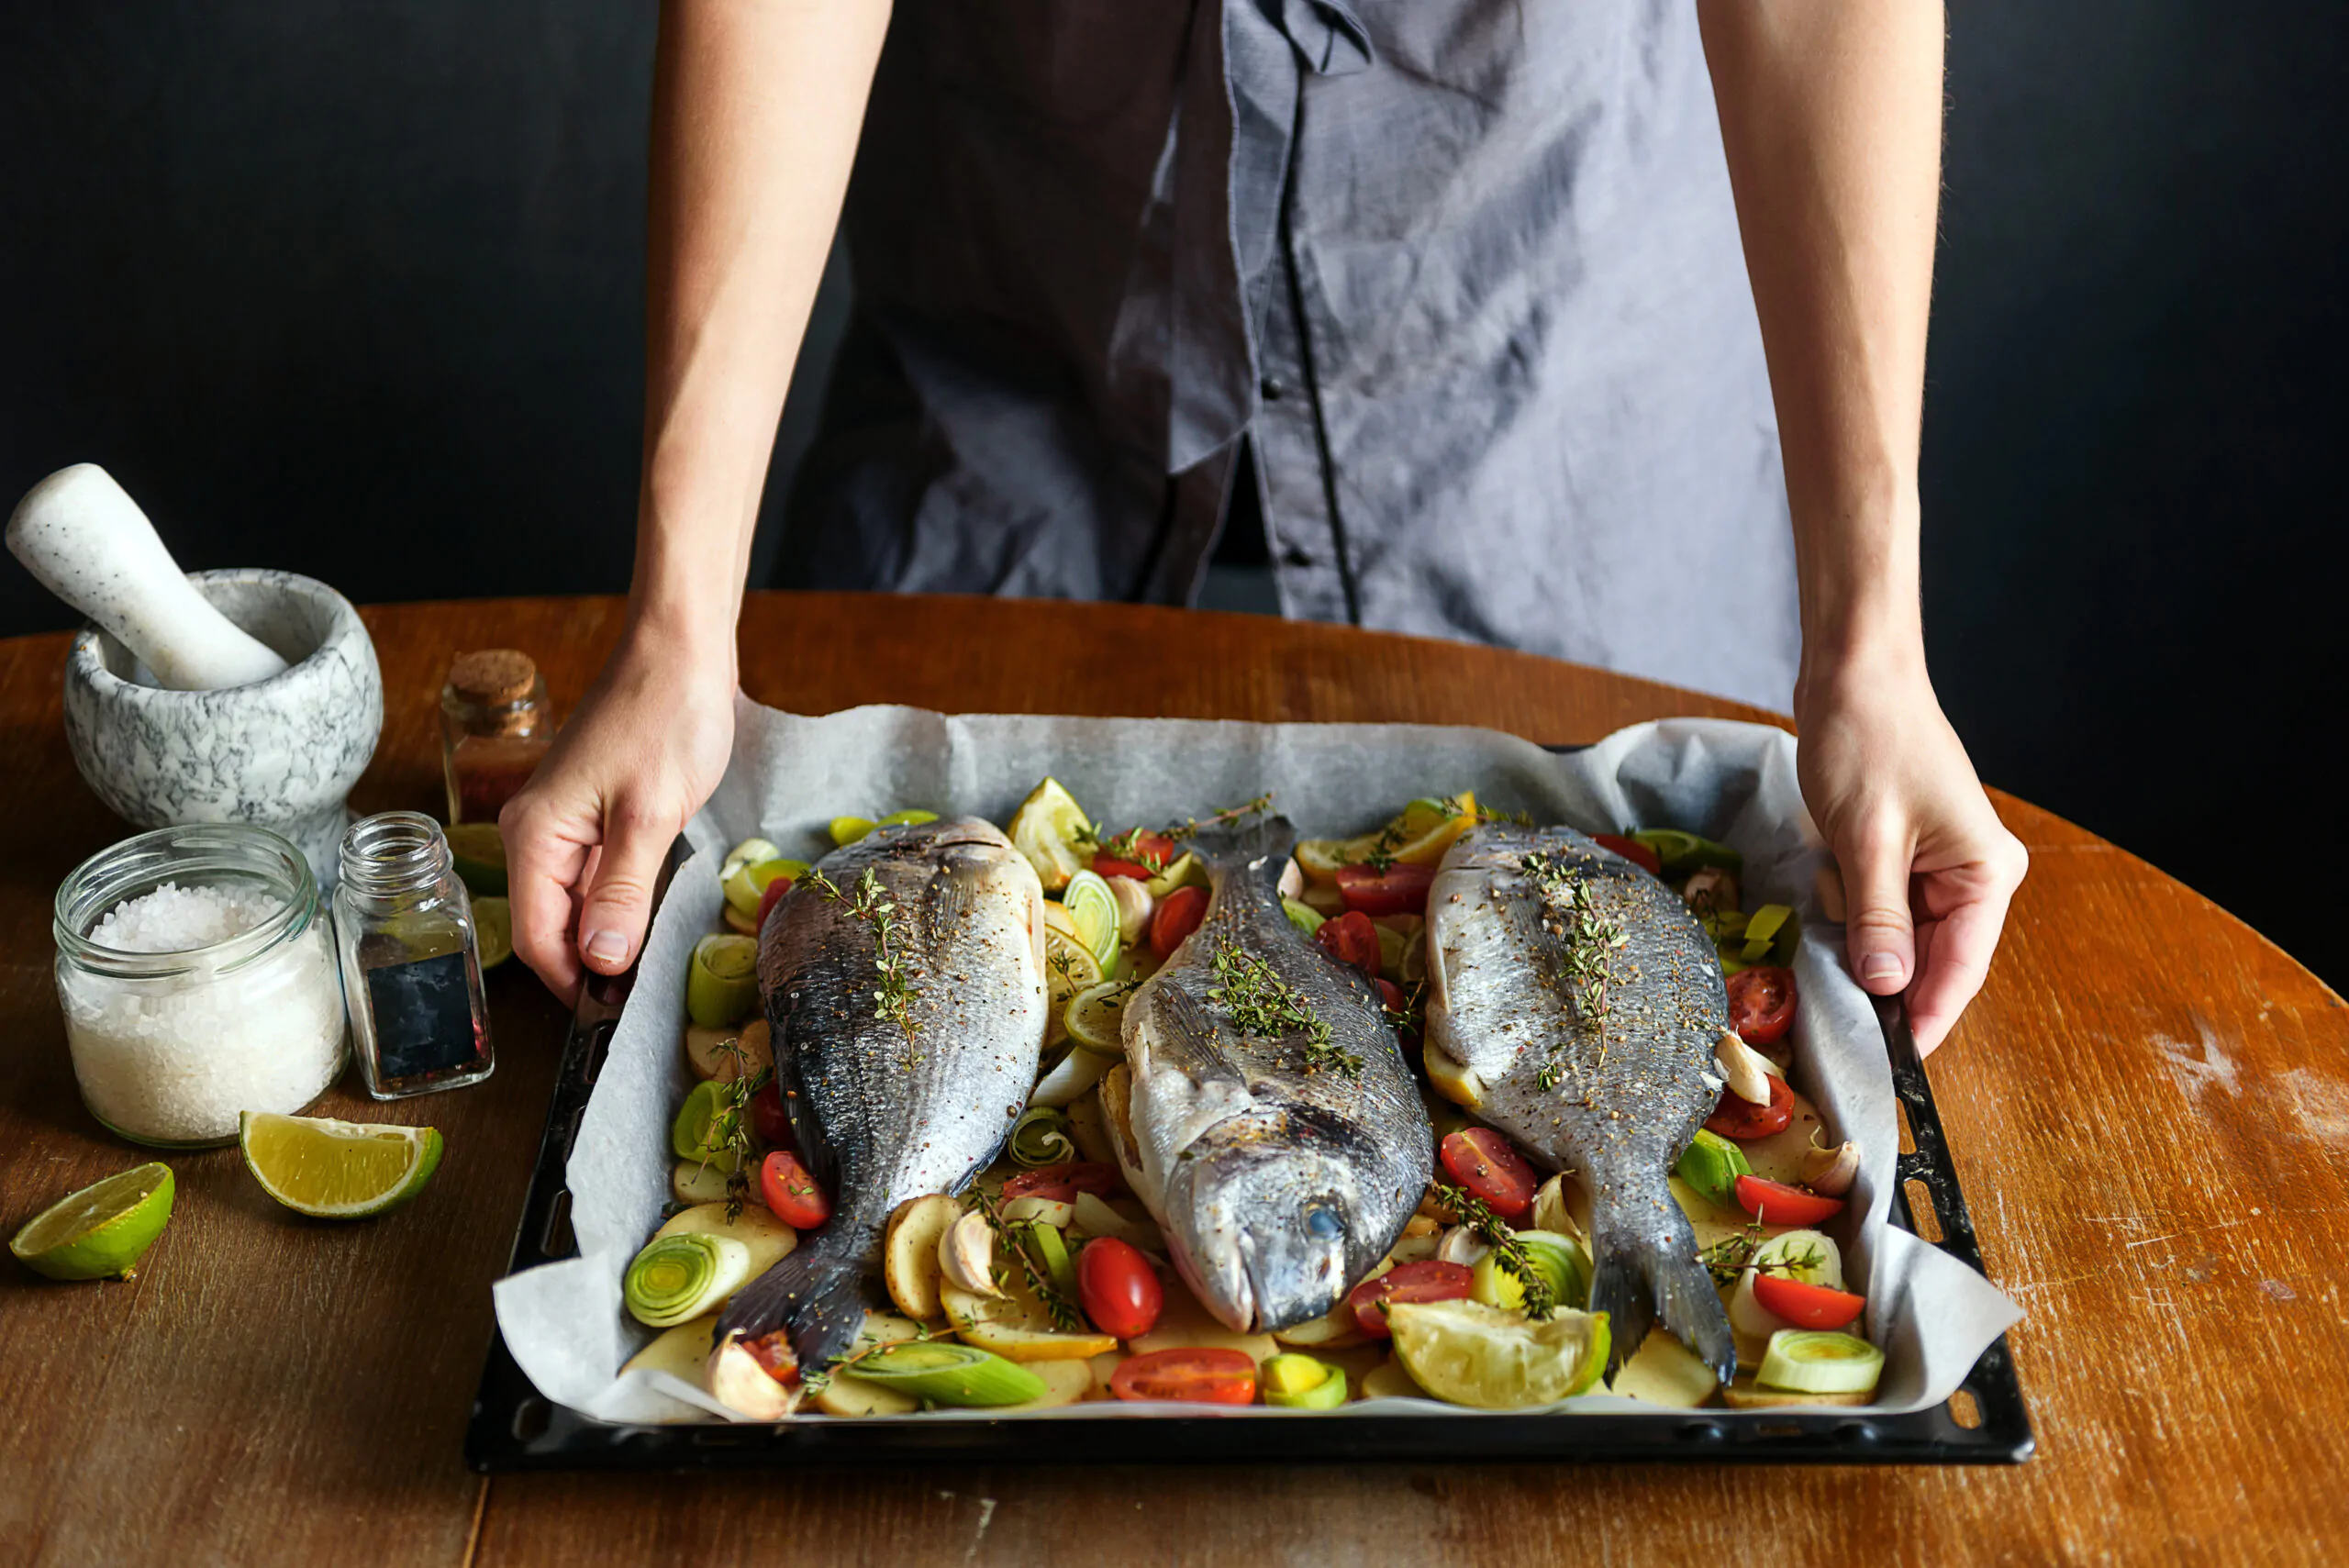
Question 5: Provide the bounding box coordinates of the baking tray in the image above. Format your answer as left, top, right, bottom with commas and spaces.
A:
466, 796, 2034, 1471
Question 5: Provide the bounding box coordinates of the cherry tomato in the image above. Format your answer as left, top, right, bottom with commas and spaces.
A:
758, 1151, 830, 1229
1315, 910, 1382, 976
1095, 832, 1177, 881
1439, 1128, 1538, 1218
1704, 1073, 1795, 1140
1076, 1237, 1163, 1340
755, 873, 793, 929
1375, 978, 1406, 1012
1751, 1273, 1866, 1331
741, 1329, 798, 1384
1333, 861, 1437, 917
1001, 1161, 1123, 1204
1733, 1174, 1846, 1227
1150, 884, 1208, 958
1593, 833, 1663, 875
1727, 966, 1798, 1046
1348, 1260, 1475, 1340
750, 1081, 791, 1150
1109, 1347, 1257, 1405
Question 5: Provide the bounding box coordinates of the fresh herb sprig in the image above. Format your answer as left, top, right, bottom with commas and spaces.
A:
1520, 850, 1628, 1073
1433, 1179, 1556, 1321
966, 1187, 1083, 1331
1208, 936, 1362, 1077
1165, 792, 1275, 842
704, 1036, 773, 1221
802, 866, 921, 1066
1698, 1218, 1828, 1285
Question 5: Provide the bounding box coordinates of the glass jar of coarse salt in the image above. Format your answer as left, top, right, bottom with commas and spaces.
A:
53, 823, 348, 1148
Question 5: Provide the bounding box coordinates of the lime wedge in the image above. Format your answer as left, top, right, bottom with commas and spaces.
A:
1063, 979, 1133, 1058
444, 822, 508, 896
239, 1113, 442, 1219
10, 1162, 174, 1281
1386, 1298, 1609, 1408
473, 895, 512, 970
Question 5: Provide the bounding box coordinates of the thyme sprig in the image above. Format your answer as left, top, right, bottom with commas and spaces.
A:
802, 866, 922, 1066
1208, 936, 1362, 1077
1165, 793, 1275, 842
966, 1186, 1083, 1330
1520, 850, 1628, 1073
703, 1036, 772, 1221
1432, 1179, 1556, 1321
1698, 1218, 1829, 1286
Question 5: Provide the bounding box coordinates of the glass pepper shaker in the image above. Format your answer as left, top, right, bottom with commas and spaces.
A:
440, 649, 552, 824
333, 811, 495, 1098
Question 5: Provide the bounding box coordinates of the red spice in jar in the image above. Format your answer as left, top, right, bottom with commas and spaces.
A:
440, 650, 552, 823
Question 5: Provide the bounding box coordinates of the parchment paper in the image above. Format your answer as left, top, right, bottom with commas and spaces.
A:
493, 699, 2021, 1424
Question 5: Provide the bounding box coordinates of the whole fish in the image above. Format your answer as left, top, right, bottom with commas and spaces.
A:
1422, 824, 1738, 1384
1119, 818, 1432, 1333
713, 817, 1048, 1378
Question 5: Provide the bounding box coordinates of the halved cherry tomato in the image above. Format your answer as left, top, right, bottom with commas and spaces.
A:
1751, 1272, 1866, 1331
1001, 1161, 1123, 1204
1110, 1347, 1257, 1405
1439, 1128, 1537, 1218
1315, 910, 1382, 976
1349, 1260, 1475, 1339
1704, 1073, 1795, 1140
1333, 861, 1437, 917
750, 1081, 791, 1150
1150, 884, 1208, 958
755, 873, 794, 929
1733, 1174, 1845, 1227
1593, 833, 1663, 875
1076, 1237, 1163, 1340
758, 1151, 830, 1228
1095, 832, 1177, 881
1728, 966, 1797, 1046
741, 1329, 798, 1384
1375, 978, 1406, 1013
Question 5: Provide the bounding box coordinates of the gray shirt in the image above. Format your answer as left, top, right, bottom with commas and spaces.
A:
778, 1, 1800, 712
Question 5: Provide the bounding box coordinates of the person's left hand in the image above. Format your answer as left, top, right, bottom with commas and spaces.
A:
1794, 651, 2029, 1055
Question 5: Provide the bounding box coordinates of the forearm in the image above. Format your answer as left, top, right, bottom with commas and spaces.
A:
631, 0, 891, 671
1697, 1, 1944, 699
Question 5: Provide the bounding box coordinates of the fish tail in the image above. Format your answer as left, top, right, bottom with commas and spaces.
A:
1186, 815, 1297, 884
1586, 1184, 1739, 1387
711, 1232, 876, 1374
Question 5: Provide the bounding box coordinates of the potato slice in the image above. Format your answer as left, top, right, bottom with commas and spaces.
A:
816, 1372, 918, 1418
1720, 1376, 1871, 1410
621, 1315, 719, 1387
1097, 1064, 1152, 1200
685, 1018, 772, 1083
1129, 1282, 1276, 1364
1083, 1351, 1125, 1401
1607, 1328, 1721, 1408
883, 1194, 961, 1320
1422, 1041, 1483, 1110
655, 1202, 797, 1284
671, 1158, 737, 1207
1064, 1088, 1116, 1166
1359, 1356, 1430, 1401
942, 1279, 1118, 1362
1271, 1294, 1368, 1350
996, 1359, 1092, 1412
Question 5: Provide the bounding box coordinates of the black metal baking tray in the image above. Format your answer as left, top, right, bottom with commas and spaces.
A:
466, 817, 2032, 1471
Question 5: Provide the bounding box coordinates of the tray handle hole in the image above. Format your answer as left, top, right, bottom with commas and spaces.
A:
1894, 1098, 1918, 1155
542, 1188, 575, 1258
1947, 1388, 1983, 1429
584, 1018, 615, 1086
512, 1396, 551, 1443
1902, 1177, 1943, 1243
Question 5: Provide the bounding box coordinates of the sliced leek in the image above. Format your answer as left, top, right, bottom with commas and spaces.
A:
1029, 1043, 1114, 1107
1022, 1219, 1077, 1299
1059, 871, 1122, 972
1756, 1330, 1882, 1396
1008, 1106, 1079, 1168
670, 1079, 740, 1172
1282, 898, 1326, 936
1512, 1230, 1592, 1313
852, 1340, 1048, 1407
686, 933, 761, 1028
1675, 1129, 1752, 1210
1261, 1352, 1347, 1409
624, 1232, 751, 1327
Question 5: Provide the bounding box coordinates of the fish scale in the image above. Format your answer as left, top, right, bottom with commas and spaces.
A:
1423, 823, 1739, 1384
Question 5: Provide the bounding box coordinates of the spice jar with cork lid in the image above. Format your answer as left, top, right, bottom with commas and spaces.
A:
440, 649, 551, 824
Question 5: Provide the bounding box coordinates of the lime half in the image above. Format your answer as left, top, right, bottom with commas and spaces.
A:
1387, 1299, 1610, 1409
474, 895, 512, 970
239, 1113, 442, 1219
444, 822, 508, 896
10, 1162, 174, 1281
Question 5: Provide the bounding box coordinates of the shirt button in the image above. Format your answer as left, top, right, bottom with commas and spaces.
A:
1281, 544, 1313, 569
1259, 376, 1286, 402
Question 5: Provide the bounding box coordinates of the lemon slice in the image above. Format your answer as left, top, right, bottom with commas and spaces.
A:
1295, 792, 1479, 883
1386, 1298, 1609, 1408
239, 1113, 443, 1219
1010, 777, 1092, 892
444, 822, 508, 896
1041, 927, 1102, 1048
473, 895, 512, 970
9, 1162, 174, 1281
1063, 979, 1133, 1057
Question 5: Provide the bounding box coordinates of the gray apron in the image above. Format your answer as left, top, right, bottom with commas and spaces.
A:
777, 1, 1800, 711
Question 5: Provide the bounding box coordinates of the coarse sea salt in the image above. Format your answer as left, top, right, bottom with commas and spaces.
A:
61, 881, 347, 1145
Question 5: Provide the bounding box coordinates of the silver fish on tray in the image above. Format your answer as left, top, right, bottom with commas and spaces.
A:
712, 816, 1048, 1379
1422, 824, 1739, 1384
1118, 817, 1432, 1333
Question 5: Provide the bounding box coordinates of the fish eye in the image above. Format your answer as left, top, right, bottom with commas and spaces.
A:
1302, 1202, 1344, 1240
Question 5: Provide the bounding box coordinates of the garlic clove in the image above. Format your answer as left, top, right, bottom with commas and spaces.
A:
707, 1333, 800, 1419
938, 1209, 1002, 1296
1108, 877, 1154, 945
1681, 866, 1740, 915
1801, 1136, 1860, 1196
1277, 857, 1306, 902
1435, 1225, 1489, 1268
1715, 1028, 1777, 1106
1530, 1173, 1586, 1244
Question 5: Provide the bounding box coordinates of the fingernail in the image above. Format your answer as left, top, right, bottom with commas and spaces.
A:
584, 929, 629, 967
1861, 952, 1903, 982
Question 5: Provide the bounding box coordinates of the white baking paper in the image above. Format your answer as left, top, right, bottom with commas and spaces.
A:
493, 699, 2021, 1424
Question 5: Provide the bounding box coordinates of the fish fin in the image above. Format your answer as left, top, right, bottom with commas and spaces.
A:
712, 1232, 876, 1373
1586, 1186, 1738, 1386
1131, 981, 1246, 1089
1185, 815, 1297, 885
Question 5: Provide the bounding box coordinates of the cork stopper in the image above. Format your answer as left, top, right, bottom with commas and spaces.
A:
447, 649, 537, 706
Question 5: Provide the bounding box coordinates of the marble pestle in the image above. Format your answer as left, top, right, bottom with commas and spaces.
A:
7, 463, 289, 690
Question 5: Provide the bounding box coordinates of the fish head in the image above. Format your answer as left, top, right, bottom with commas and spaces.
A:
1160, 1108, 1387, 1334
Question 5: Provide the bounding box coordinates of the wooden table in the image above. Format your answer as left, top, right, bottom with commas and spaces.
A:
3, 593, 2343, 1566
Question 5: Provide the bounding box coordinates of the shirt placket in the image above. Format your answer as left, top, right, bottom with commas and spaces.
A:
1250, 209, 1356, 625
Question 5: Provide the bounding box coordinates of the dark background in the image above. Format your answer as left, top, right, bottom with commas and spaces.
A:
4, 3, 2343, 988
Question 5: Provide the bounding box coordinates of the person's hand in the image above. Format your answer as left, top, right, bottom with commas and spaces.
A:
1794, 650, 2029, 1055
500, 625, 735, 1003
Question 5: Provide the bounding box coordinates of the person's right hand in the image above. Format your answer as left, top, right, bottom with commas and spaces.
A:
501, 625, 735, 1003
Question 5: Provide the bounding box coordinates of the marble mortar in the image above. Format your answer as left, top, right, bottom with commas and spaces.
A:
63, 569, 384, 884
